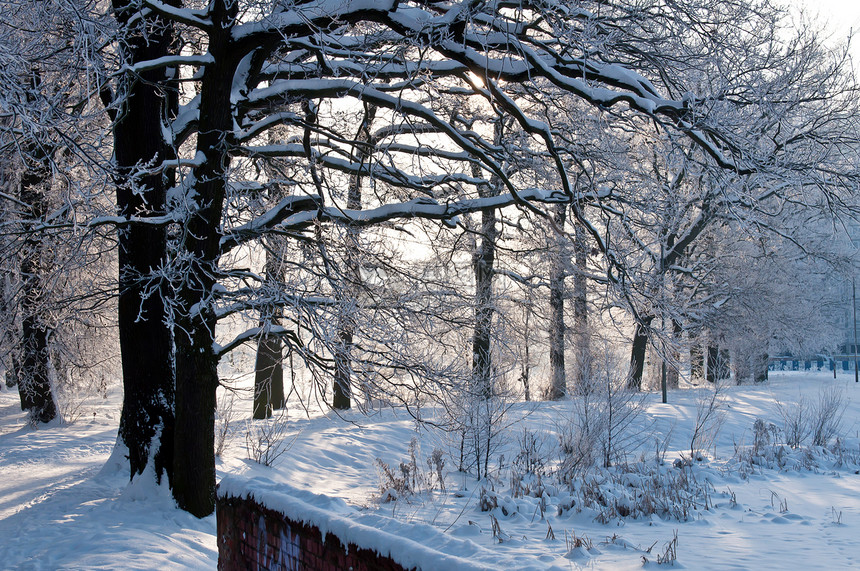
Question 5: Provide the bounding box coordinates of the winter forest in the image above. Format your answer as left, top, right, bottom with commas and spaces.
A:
3, 0, 860, 568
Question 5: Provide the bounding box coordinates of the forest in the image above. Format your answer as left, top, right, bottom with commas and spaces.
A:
2, 0, 859, 527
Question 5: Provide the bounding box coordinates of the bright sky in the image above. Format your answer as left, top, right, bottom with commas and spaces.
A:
791, 0, 860, 51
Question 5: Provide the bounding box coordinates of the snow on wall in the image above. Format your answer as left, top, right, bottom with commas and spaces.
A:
217, 475, 508, 571
217, 495, 405, 571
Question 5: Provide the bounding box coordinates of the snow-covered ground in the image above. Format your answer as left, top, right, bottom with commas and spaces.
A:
1, 371, 859, 569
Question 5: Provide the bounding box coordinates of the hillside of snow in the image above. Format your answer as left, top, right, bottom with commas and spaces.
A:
1, 371, 859, 569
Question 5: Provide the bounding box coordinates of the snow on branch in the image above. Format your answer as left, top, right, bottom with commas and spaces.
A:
141, 0, 213, 30
213, 325, 303, 358
125, 54, 214, 75
231, 0, 397, 42
274, 188, 570, 232
221, 194, 321, 252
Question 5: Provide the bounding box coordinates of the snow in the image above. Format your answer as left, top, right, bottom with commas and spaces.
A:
0, 387, 216, 569
218, 476, 531, 571
2, 372, 860, 569
230, 0, 397, 42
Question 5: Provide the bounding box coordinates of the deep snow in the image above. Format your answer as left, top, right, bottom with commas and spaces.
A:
1, 371, 859, 570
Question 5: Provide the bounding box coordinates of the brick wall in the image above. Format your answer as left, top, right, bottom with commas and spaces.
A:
217, 494, 413, 571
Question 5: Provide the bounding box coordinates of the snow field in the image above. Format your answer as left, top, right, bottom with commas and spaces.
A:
1, 371, 859, 569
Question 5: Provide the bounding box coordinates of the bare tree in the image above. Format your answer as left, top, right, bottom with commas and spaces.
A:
41, 0, 860, 517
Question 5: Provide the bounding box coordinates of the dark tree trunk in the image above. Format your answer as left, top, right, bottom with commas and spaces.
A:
665, 320, 682, 389
332, 104, 376, 410
253, 333, 284, 419
171, 2, 237, 516
111, 0, 178, 482
628, 318, 653, 391
173, 310, 218, 517
332, 327, 353, 410
471, 207, 496, 398
753, 352, 769, 383
718, 348, 731, 380
548, 203, 567, 400
253, 205, 287, 419
706, 345, 719, 383
470, 150, 500, 399
572, 220, 590, 393
690, 341, 704, 384
16, 124, 57, 423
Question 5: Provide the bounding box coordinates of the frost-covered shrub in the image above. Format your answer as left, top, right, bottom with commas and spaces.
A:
556, 462, 720, 523
245, 409, 292, 467
215, 390, 237, 457
427, 447, 446, 493
557, 347, 648, 482
776, 396, 810, 449
690, 384, 726, 460
729, 414, 860, 477
510, 428, 548, 498
752, 418, 779, 456
810, 386, 846, 447
375, 437, 446, 502
441, 377, 513, 480
375, 437, 422, 502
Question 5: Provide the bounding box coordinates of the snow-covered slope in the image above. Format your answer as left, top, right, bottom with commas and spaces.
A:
1, 371, 858, 569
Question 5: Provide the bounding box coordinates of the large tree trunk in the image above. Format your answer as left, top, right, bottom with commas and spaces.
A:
547, 203, 567, 400
16, 148, 57, 423
469, 164, 498, 481
173, 308, 218, 517
171, 1, 237, 517
111, 0, 178, 482
628, 317, 653, 391
471, 205, 496, 398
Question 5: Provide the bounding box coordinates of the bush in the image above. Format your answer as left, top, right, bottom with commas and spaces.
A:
245, 408, 293, 466
810, 386, 846, 447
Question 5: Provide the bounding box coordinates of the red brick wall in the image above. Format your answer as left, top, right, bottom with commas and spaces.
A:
217, 494, 413, 571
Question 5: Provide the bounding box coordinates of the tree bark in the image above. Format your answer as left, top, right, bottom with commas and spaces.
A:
173, 309, 218, 517
628, 318, 652, 391
548, 203, 567, 400
471, 208, 496, 398
171, 0, 236, 516
706, 345, 719, 383
753, 352, 769, 383
16, 149, 57, 423
111, 0, 178, 483
571, 220, 590, 393
332, 104, 376, 410
253, 217, 287, 419
471, 143, 500, 399
665, 320, 681, 389
690, 340, 704, 384
253, 333, 284, 419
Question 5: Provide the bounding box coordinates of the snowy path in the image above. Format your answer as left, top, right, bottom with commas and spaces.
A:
0, 389, 216, 570
2, 373, 860, 569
